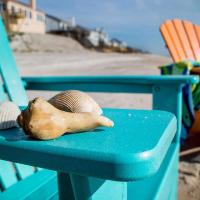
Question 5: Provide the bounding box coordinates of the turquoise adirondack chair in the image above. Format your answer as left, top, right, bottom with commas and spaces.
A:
0, 16, 198, 200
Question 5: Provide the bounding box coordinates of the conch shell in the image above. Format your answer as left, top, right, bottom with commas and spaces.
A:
17, 98, 114, 140
48, 90, 103, 115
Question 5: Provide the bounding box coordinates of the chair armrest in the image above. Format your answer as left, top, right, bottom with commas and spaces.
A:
22, 75, 199, 142
22, 75, 198, 93
0, 109, 177, 181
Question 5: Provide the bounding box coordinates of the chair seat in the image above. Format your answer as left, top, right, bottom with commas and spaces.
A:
0, 169, 58, 200
0, 109, 177, 181
0, 108, 177, 199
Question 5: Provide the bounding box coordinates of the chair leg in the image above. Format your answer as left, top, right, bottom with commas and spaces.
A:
168, 171, 178, 200
169, 183, 178, 200
69, 174, 127, 200
57, 172, 75, 200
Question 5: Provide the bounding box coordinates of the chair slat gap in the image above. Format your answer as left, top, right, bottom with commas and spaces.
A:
0, 161, 18, 190
14, 163, 36, 180
194, 25, 200, 61
194, 25, 200, 46
0, 179, 4, 192
11, 163, 21, 181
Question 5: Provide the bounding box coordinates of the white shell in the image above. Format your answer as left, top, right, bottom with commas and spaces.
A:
48, 90, 103, 115
0, 101, 21, 129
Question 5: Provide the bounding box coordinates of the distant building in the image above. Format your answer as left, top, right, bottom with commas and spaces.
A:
0, 0, 128, 52
87, 28, 111, 47
111, 38, 127, 49
45, 15, 76, 33
0, 0, 45, 34
0, 0, 76, 34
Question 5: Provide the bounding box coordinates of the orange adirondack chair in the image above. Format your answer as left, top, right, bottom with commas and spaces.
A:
160, 19, 200, 74
160, 19, 200, 135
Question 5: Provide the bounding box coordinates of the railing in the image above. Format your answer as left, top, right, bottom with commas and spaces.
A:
8, 10, 26, 20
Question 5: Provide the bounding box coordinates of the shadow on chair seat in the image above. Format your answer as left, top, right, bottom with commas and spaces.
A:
0, 169, 58, 199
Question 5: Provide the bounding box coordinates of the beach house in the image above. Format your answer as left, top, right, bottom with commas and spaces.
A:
45, 15, 76, 33
0, 0, 76, 34
0, 0, 45, 33
87, 28, 111, 47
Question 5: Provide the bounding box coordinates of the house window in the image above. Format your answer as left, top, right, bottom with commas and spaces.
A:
37, 14, 44, 22
25, 10, 28, 18
0, 2, 6, 12
24, 10, 31, 19
64, 24, 67, 30
11, 6, 15, 14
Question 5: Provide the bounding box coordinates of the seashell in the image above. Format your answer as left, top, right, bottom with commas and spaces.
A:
17, 97, 114, 140
0, 101, 21, 129
48, 90, 103, 115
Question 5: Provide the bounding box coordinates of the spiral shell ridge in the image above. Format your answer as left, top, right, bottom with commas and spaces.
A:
48, 90, 103, 115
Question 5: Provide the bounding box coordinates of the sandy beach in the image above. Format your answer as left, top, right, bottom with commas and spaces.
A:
15, 51, 171, 110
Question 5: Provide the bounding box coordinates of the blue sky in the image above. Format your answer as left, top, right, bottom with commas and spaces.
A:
22, 0, 200, 55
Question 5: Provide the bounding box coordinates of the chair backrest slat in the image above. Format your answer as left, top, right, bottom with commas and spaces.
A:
161, 20, 188, 61
14, 163, 36, 180
183, 21, 200, 60
0, 160, 18, 190
194, 25, 200, 49
160, 19, 200, 62
0, 17, 38, 191
160, 22, 181, 61
172, 20, 194, 60
0, 17, 28, 107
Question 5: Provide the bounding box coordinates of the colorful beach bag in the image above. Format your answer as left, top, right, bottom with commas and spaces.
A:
160, 61, 200, 142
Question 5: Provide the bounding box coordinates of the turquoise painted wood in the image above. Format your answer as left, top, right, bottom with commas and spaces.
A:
0, 15, 199, 200
0, 170, 58, 200
0, 83, 6, 102
0, 160, 18, 190
153, 84, 182, 142
0, 17, 53, 200
70, 175, 127, 200
0, 18, 28, 107
0, 109, 177, 181
14, 163, 36, 180
57, 173, 75, 200
0, 77, 197, 200
22, 75, 198, 93
127, 143, 179, 200
23, 75, 197, 141
0, 109, 177, 200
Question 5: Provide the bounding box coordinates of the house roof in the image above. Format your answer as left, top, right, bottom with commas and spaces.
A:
45, 14, 69, 24
5, 0, 29, 7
